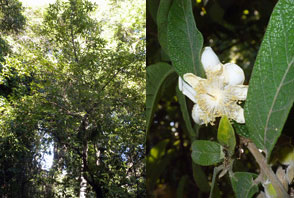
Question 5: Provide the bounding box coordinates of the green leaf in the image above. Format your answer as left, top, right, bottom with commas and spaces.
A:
244, 0, 294, 158
191, 140, 224, 166
264, 182, 278, 198
176, 86, 197, 141
146, 63, 176, 133
157, 0, 173, 55
233, 122, 250, 138
167, 0, 204, 77
176, 175, 188, 198
217, 116, 236, 156
192, 162, 210, 193
230, 172, 258, 198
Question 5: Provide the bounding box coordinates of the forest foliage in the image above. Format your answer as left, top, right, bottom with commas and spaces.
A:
0, 0, 145, 197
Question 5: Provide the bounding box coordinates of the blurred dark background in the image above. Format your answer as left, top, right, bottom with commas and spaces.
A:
147, 0, 294, 197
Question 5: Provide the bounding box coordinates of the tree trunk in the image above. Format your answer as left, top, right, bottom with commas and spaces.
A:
79, 143, 88, 198
93, 185, 103, 198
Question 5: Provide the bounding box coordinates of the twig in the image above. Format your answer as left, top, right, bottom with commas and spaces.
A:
242, 138, 289, 198
209, 165, 223, 198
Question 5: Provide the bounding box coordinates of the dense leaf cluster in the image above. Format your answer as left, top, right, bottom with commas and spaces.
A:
1, 0, 145, 197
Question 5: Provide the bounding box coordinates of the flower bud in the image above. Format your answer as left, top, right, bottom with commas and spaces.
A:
201, 47, 221, 72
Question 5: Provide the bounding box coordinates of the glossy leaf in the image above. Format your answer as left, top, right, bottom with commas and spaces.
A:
217, 116, 236, 156
157, 0, 172, 55
191, 140, 224, 166
167, 0, 204, 77
146, 63, 175, 132
230, 172, 258, 198
244, 0, 294, 158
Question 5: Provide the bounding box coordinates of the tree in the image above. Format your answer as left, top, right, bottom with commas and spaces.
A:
1, 0, 145, 197
0, 0, 26, 95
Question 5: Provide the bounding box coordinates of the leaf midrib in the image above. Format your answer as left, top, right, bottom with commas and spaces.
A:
244, 179, 256, 198
264, 56, 294, 148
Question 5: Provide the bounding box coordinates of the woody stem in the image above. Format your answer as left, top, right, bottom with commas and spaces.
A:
242, 138, 289, 197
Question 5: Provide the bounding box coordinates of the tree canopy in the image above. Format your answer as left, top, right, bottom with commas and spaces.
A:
0, 0, 145, 197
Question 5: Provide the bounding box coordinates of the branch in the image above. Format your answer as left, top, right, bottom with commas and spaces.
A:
98, 65, 125, 92
242, 138, 289, 198
69, 16, 79, 63
47, 100, 82, 118
98, 54, 140, 93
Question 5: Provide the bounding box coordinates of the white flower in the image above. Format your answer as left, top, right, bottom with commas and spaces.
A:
179, 47, 248, 125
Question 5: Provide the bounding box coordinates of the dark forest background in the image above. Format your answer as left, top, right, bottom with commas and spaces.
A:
147, 0, 294, 197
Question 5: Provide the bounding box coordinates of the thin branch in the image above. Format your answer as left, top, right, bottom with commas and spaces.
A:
242, 138, 289, 198
70, 25, 79, 63
47, 100, 82, 118
98, 54, 140, 93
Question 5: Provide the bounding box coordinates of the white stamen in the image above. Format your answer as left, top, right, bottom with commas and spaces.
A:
179, 46, 248, 125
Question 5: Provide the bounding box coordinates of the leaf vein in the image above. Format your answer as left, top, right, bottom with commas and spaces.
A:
271, 106, 290, 113
282, 78, 294, 86
264, 56, 294, 148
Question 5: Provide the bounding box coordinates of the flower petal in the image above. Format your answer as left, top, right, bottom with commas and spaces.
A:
227, 85, 248, 100
230, 105, 245, 123
201, 47, 221, 72
192, 104, 205, 125
223, 63, 245, 85
178, 77, 197, 103
183, 73, 205, 89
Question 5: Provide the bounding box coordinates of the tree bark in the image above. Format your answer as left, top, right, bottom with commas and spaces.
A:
79, 143, 88, 198
243, 138, 289, 198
